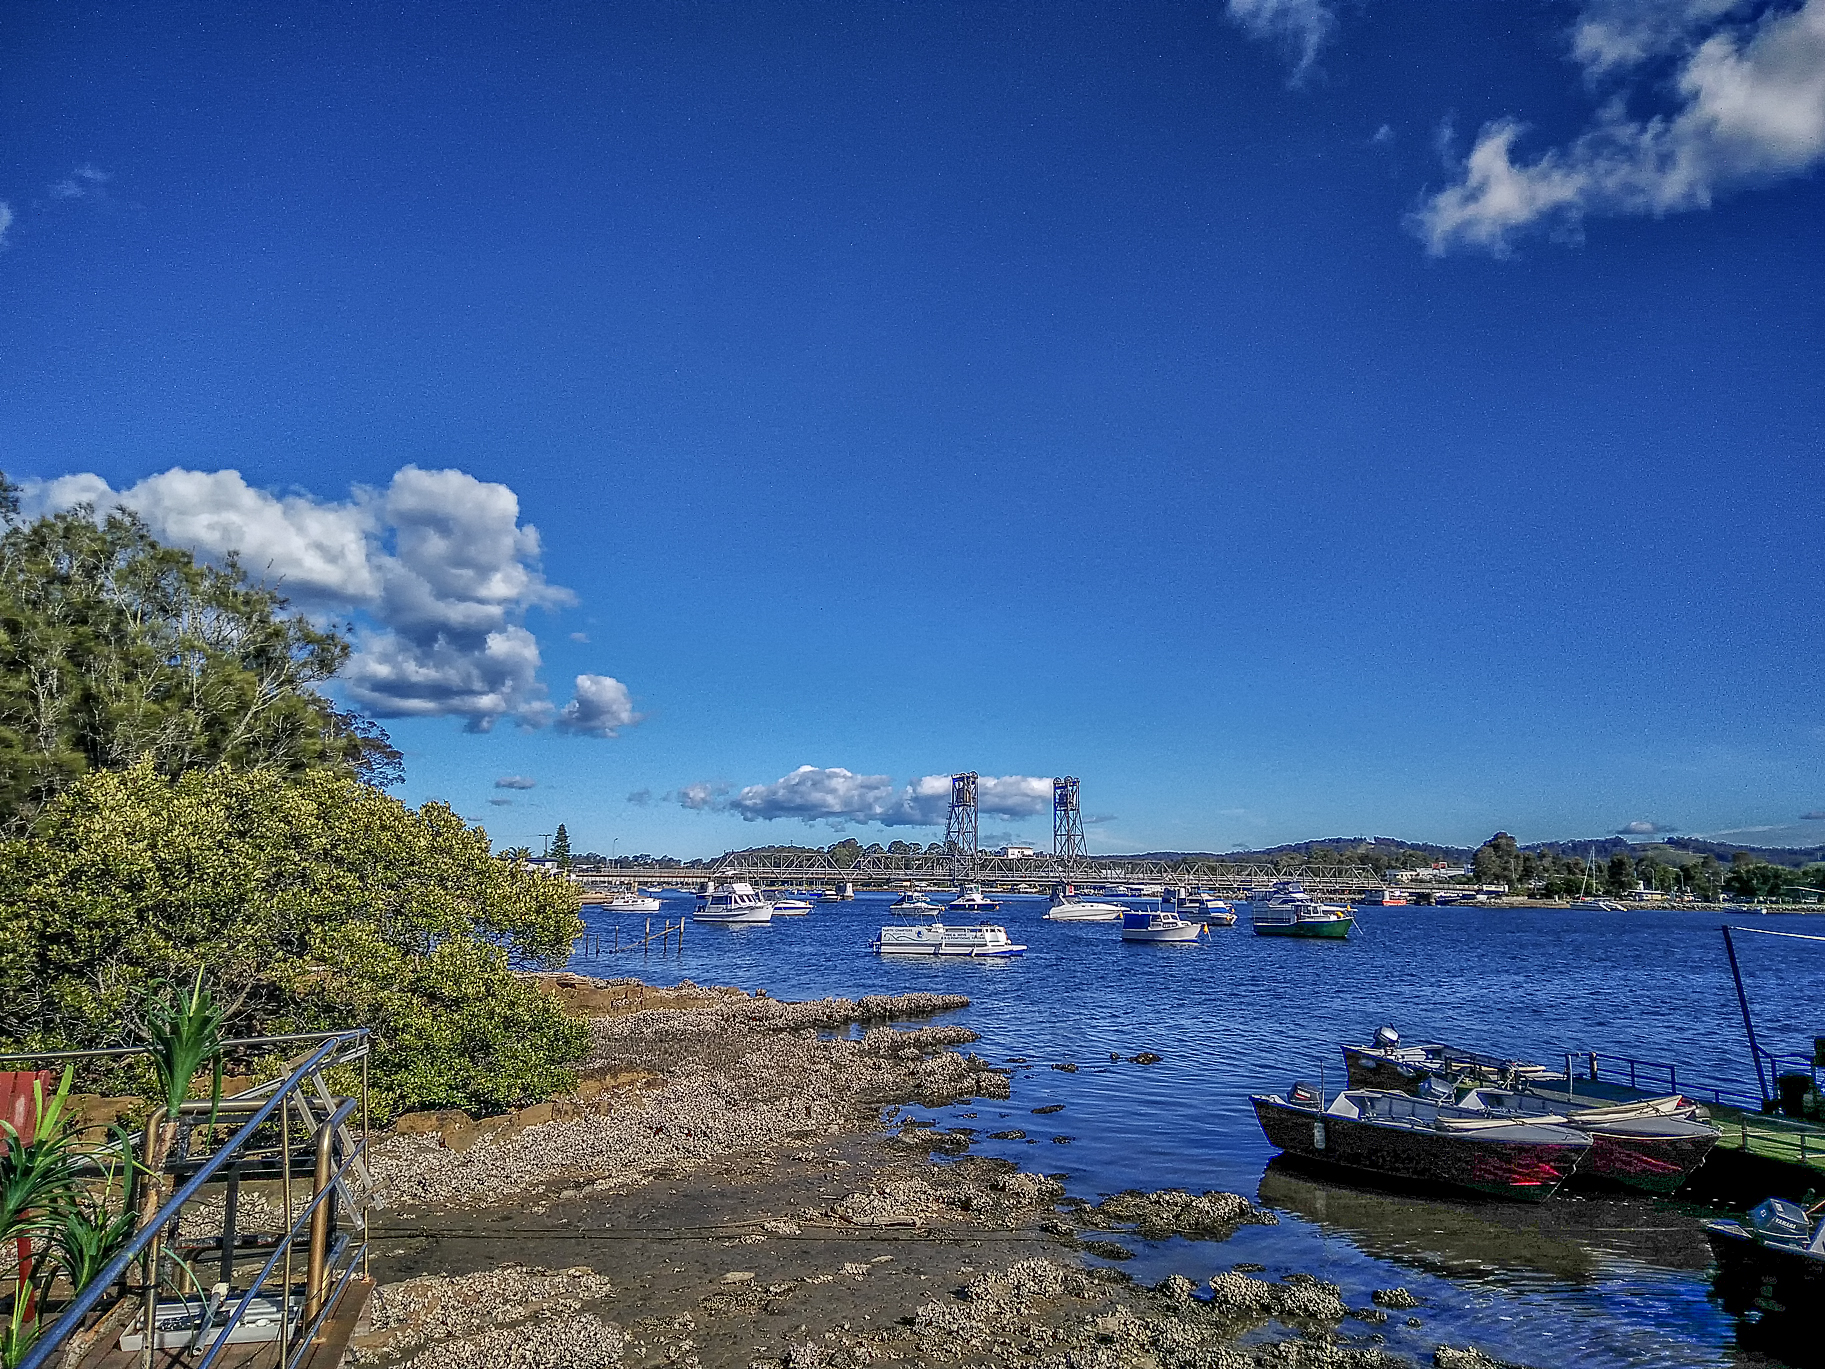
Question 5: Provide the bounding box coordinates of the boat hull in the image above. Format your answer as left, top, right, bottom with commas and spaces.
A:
1251, 1098, 1583, 1201
1121, 924, 1202, 942
1253, 917, 1354, 938
1580, 1127, 1718, 1195
693, 909, 773, 924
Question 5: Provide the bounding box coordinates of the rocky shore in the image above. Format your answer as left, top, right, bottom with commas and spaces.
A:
353, 976, 1532, 1369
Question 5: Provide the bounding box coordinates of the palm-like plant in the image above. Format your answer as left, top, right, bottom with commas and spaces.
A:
0, 1069, 78, 1369
136, 970, 224, 1231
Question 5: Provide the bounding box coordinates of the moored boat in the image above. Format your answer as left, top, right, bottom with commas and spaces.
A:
1164, 888, 1237, 924
770, 898, 814, 916
1358, 887, 1410, 906
1250, 1085, 1591, 1201
1705, 1197, 1825, 1311
891, 890, 942, 914
1250, 880, 1355, 938
948, 884, 1001, 913
1044, 891, 1126, 921
1456, 1086, 1720, 1195
871, 922, 1027, 957
694, 881, 775, 923
1341, 1027, 1554, 1094
1120, 909, 1202, 942
588, 890, 663, 913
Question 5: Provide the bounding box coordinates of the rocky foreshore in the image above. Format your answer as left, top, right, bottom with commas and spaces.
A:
354, 976, 1532, 1369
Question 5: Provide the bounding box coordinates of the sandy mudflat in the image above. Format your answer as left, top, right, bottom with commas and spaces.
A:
351, 979, 1520, 1369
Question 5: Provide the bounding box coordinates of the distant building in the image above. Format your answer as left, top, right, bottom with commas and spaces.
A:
1400, 865, 1471, 882
994, 844, 1037, 859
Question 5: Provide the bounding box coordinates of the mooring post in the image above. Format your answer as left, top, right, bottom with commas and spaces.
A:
645, 917, 651, 958
1721, 925, 1770, 1106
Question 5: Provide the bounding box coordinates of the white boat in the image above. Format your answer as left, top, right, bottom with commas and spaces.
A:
871, 922, 1027, 957
1568, 898, 1629, 912
770, 898, 814, 916
1043, 894, 1126, 922
694, 881, 774, 923
592, 890, 663, 913
1120, 909, 1202, 942
1164, 889, 1236, 924
891, 891, 942, 914
948, 884, 1001, 913
818, 887, 850, 902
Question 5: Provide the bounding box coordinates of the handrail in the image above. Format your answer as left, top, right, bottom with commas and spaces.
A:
15, 1029, 367, 1369
0, 1029, 370, 1066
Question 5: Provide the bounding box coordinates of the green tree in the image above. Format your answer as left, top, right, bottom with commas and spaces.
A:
0, 762, 586, 1117
1605, 851, 1637, 896
0, 498, 400, 832
1473, 832, 1521, 889
551, 823, 572, 871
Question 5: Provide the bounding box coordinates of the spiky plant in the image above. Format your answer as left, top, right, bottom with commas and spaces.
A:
0, 1068, 78, 1249
136, 970, 224, 1231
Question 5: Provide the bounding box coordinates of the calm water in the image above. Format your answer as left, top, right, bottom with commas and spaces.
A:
569, 896, 1825, 1369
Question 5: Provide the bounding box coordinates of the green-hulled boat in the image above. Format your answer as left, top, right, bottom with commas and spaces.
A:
1250, 880, 1355, 938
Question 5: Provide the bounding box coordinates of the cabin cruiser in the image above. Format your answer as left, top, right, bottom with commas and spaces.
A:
591, 890, 663, 913
1164, 889, 1236, 924
1454, 1085, 1719, 1194
1251, 1084, 1591, 1201
1043, 890, 1126, 921
891, 890, 942, 914
1120, 908, 1202, 942
871, 922, 1027, 957
693, 881, 774, 923
948, 884, 1001, 913
770, 898, 814, 916
1250, 881, 1354, 938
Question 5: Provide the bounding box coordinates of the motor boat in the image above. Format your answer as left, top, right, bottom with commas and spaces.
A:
1043, 890, 1125, 921
1706, 1197, 1825, 1310
590, 890, 662, 913
1120, 909, 1202, 942
770, 898, 814, 916
1569, 898, 1629, 912
1341, 1026, 1555, 1094
1250, 880, 1354, 938
818, 887, 851, 902
693, 881, 774, 923
871, 923, 1027, 957
1250, 1084, 1591, 1201
1454, 1085, 1720, 1194
891, 890, 943, 914
1163, 888, 1236, 924
948, 884, 1001, 913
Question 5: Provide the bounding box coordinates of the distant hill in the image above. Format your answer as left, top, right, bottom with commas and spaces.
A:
1122, 834, 1825, 869
1122, 837, 1476, 864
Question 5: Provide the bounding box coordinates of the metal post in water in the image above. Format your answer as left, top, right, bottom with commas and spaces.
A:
1721, 925, 1770, 1106
645, 918, 651, 958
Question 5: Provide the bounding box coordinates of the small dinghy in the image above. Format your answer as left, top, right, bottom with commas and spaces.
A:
1251, 1084, 1591, 1201
1120, 909, 1202, 942
871, 922, 1027, 957
1706, 1197, 1825, 1311
1341, 1027, 1555, 1094
1455, 1086, 1720, 1194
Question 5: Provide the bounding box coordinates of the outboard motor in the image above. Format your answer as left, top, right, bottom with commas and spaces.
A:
1373, 1026, 1401, 1050
1746, 1197, 1813, 1244
1289, 1082, 1322, 1106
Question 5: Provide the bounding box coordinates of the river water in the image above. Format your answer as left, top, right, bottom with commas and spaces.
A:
569, 895, 1824, 1369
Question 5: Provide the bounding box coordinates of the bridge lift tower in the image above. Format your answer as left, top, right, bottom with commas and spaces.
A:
1053, 776, 1086, 868
945, 772, 979, 882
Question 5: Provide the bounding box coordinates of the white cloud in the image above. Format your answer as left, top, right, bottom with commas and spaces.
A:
48, 164, 110, 202
1226, 0, 1339, 83
1617, 819, 1678, 834
556, 674, 639, 737
676, 781, 732, 811
495, 775, 538, 790
713, 767, 1055, 827
1414, 0, 1825, 254
20, 464, 636, 735
0, 202, 12, 250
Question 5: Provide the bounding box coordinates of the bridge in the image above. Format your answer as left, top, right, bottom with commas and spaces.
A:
573, 774, 1382, 897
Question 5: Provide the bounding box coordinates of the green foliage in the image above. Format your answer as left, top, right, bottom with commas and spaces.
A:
0, 501, 400, 833
0, 762, 586, 1117
551, 823, 571, 872
0, 1068, 78, 1248
144, 970, 224, 1120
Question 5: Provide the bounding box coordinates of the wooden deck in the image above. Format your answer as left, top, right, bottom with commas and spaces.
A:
66, 1279, 372, 1369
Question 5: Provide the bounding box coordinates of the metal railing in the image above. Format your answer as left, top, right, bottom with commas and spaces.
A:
1569, 1050, 1777, 1112
8, 1029, 371, 1369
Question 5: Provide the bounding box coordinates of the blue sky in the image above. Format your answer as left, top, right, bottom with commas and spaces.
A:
3, 0, 1821, 857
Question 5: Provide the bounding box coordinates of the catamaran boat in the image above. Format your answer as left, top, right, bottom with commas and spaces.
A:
591, 889, 663, 913
693, 881, 774, 924
1251, 1084, 1592, 1201
1120, 908, 1202, 942
871, 922, 1027, 957
770, 898, 814, 916
948, 884, 1001, 913
891, 890, 943, 914
1164, 889, 1236, 924
1454, 1085, 1720, 1195
1250, 881, 1355, 939
1044, 889, 1126, 921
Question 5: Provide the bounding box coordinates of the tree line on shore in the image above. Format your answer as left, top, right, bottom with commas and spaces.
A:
0, 476, 586, 1117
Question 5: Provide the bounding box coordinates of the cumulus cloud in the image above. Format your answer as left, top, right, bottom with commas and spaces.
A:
495, 776, 537, 790
556, 674, 639, 737
676, 781, 732, 811
1617, 820, 1678, 834
626, 788, 655, 807
48, 165, 110, 202
1414, 0, 1825, 254
21, 464, 639, 736
1226, 0, 1339, 83
710, 767, 1054, 828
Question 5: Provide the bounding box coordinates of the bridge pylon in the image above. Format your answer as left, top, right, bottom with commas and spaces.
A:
944, 773, 979, 884
1053, 776, 1086, 869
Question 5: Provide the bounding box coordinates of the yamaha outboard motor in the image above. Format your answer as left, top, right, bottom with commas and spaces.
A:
1289, 1082, 1322, 1106
1746, 1197, 1813, 1244
1373, 1026, 1400, 1050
